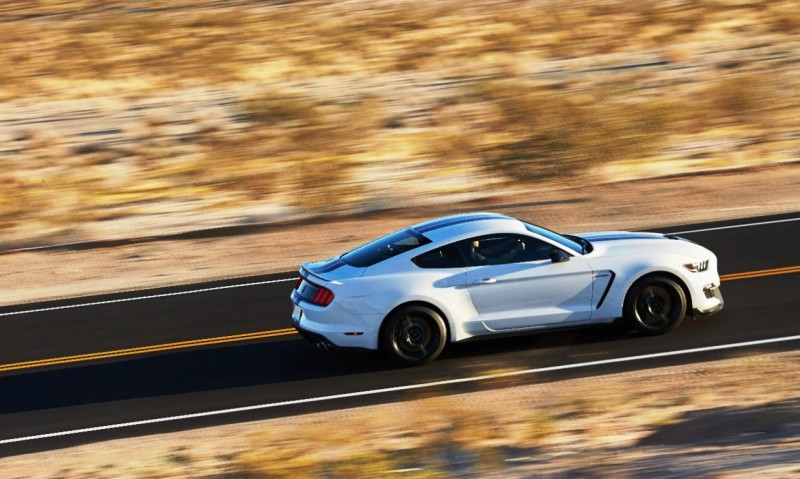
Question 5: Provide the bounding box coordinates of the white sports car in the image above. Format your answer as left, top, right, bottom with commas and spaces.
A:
291, 213, 723, 365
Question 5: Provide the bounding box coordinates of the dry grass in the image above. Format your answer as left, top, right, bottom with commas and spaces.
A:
2, 0, 800, 245
3, 1, 799, 92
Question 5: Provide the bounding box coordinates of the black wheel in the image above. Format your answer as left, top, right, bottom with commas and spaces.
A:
624, 276, 687, 335
381, 305, 447, 366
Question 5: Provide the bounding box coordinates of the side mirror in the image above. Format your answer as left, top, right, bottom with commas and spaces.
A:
550, 250, 570, 263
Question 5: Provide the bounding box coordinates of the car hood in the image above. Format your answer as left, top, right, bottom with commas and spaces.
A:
302, 256, 366, 282
579, 230, 709, 258
580, 231, 669, 242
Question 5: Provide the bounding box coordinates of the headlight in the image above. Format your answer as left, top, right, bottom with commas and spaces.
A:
683, 260, 709, 273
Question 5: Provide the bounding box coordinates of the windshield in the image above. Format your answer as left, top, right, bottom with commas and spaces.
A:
523, 222, 586, 254
341, 228, 432, 267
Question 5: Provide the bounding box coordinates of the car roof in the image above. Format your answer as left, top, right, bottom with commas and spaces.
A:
410, 212, 525, 243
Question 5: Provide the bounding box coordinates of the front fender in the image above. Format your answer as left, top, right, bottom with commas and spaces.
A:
595, 256, 700, 320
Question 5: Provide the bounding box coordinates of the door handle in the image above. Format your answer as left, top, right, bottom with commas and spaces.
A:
475, 278, 497, 285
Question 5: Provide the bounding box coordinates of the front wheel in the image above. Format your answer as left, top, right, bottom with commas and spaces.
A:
623, 276, 687, 335
380, 305, 447, 366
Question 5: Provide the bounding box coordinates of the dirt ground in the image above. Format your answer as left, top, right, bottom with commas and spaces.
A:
1, 161, 799, 307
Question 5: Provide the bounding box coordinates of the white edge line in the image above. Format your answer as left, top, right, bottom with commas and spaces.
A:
669, 216, 800, 235
0, 278, 297, 318
3, 334, 800, 445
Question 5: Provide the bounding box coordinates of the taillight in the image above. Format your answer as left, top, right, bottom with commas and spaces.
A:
293, 277, 303, 289
312, 286, 335, 306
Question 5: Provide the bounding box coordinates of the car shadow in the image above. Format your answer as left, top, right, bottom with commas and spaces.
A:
0, 337, 380, 414
0, 323, 646, 415
441, 320, 647, 360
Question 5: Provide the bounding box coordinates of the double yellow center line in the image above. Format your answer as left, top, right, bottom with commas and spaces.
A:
0, 328, 296, 373
720, 265, 800, 282
1, 265, 798, 374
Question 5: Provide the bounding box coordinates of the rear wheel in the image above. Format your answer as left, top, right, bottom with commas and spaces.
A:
381, 305, 447, 366
624, 276, 687, 335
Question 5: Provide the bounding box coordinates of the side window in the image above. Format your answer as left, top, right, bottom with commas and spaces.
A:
463, 234, 563, 266
412, 243, 468, 268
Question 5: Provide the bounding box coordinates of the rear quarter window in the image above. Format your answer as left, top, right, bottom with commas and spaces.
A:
342, 228, 431, 267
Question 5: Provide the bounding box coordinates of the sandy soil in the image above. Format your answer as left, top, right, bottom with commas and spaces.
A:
1, 161, 799, 307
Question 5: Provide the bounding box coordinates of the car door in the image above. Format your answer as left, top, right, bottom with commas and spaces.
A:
462, 234, 594, 331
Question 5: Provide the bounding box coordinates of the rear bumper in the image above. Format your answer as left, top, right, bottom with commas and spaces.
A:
294, 324, 337, 351
294, 323, 374, 353
291, 301, 377, 351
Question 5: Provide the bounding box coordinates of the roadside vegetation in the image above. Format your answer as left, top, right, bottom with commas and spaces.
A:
1, 0, 799, 245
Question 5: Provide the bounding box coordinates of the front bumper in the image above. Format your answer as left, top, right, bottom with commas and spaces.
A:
693, 284, 724, 317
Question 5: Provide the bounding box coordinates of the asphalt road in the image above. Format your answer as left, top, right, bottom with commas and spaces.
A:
1, 212, 799, 456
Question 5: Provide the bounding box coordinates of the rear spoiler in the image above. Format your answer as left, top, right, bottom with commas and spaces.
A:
300, 264, 331, 283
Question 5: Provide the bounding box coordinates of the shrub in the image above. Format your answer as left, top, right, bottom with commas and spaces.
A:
470, 79, 677, 183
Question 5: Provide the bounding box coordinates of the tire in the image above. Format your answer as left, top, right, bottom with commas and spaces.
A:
623, 275, 687, 335
380, 305, 447, 366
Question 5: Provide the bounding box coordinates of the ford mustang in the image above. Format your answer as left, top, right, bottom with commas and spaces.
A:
291, 213, 723, 365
